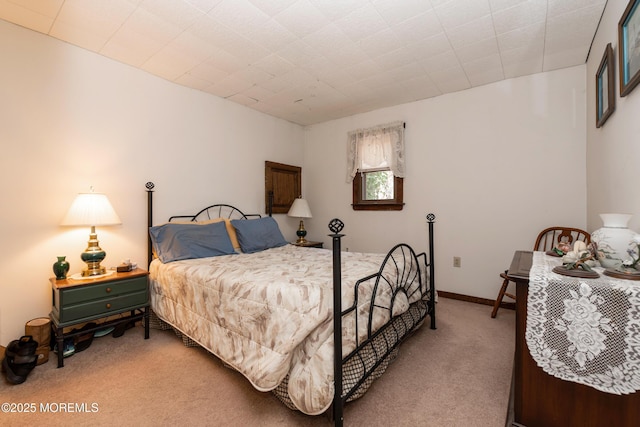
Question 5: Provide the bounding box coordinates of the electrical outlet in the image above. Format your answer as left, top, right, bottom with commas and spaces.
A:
453, 256, 461, 268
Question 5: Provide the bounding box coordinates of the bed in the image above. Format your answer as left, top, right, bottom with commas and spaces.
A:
144, 183, 436, 425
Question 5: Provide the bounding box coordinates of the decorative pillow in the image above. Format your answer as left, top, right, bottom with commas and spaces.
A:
149, 221, 236, 263
230, 217, 288, 254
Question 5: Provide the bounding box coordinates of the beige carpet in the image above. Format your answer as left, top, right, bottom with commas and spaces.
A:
1, 298, 515, 426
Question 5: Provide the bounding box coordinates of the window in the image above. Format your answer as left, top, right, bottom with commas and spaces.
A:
347, 121, 405, 211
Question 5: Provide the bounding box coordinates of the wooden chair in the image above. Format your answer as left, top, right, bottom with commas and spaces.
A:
491, 226, 591, 318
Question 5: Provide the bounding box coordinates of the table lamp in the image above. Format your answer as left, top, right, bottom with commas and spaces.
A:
287, 197, 312, 244
61, 188, 121, 277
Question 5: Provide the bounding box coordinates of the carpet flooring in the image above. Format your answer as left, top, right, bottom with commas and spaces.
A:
0, 297, 515, 426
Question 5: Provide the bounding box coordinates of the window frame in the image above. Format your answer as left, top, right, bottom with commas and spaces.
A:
352, 170, 404, 211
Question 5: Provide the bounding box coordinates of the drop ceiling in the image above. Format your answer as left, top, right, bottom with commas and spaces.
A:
0, 0, 607, 126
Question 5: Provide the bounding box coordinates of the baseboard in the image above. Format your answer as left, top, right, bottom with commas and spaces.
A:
437, 290, 515, 310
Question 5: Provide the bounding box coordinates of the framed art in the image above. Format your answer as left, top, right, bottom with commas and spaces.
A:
619, 0, 640, 97
596, 43, 615, 128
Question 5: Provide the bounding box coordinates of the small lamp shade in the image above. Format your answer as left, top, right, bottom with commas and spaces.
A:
61, 191, 121, 277
288, 198, 312, 244
287, 198, 312, 219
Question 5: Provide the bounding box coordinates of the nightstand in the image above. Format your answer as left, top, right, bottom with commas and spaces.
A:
292, 241, 324, 248
49, 268, 149, 368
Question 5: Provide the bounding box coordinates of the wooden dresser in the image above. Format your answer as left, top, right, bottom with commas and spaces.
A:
508, 250, 640, 427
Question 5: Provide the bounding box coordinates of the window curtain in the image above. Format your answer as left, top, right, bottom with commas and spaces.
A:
346, 121, 405, 182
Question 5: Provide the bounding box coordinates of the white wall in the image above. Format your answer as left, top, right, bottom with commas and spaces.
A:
304, 67, 587, 300
0, 20, 304, 344
586, 0, 640, 232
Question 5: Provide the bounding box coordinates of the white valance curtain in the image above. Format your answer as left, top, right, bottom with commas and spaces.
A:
346, 121, 405, 182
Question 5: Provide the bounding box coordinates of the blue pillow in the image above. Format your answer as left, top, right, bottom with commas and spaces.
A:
230, 217, 288, 253
149, 221, 236, 263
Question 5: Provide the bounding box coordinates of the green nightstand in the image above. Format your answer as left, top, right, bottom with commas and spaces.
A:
49, 268, 149, 368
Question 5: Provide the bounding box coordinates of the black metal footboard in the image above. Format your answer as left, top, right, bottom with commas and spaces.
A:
329, 214, 436, 426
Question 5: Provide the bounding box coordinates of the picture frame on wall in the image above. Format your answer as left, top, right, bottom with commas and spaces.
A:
596, 43, 616, 127
619, 0, 640, 97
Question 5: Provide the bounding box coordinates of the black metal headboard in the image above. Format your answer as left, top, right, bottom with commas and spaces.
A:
168, 205, 260, 223
145, 183, 273, 266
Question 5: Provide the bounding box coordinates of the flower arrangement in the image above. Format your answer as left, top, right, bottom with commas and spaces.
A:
562, 241, 599, 271
621, 234, 640, 270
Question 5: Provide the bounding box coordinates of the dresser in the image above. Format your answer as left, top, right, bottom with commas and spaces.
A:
508, 250, 640, 427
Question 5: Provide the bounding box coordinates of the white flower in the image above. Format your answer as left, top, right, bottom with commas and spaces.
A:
566, 323, 607, 366
633, 233, 640, 245
562, 296, 601, 326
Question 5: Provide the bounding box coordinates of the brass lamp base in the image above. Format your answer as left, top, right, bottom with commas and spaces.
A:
80, 226, 108, 277
296, 220, 308, 244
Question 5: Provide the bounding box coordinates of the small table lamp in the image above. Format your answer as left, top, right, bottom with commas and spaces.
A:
287, 197, 312, 244
61, 189, 121, 277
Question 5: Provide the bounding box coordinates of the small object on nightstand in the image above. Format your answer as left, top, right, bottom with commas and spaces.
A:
52, 256, 70, 280
293, 240, 323, 248
117, 261, 133, 272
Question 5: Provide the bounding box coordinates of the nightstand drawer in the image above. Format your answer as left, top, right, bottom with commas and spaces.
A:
62, 276, 147, 305
59, 289, 149, 323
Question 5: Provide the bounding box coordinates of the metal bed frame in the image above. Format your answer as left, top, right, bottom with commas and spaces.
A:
144, 182, 436, 426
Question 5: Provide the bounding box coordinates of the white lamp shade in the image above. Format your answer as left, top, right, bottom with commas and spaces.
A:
61, 192, 122, 226
287, 198, 312, 218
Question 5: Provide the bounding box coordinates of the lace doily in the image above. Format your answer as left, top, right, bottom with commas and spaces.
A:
526, 251, 640, 395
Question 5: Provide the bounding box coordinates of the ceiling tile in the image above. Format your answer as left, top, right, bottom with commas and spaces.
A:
184, 0, 223, 13
400, 75, 442, 99
357, 28, 404, 58
241, 84, 276, 102
434, 0, 492, 29
226, 92, 259, 106
456, 37, 500, 64
547, 0, 606, 17
419, 50, 461, 74
186, 60, 230, 84
302, 24, 353, 57
273, 0, 329, 38
488, 0, 531, 13
372, 0, 434, 27
334, 3, 389, 42
407, 32, 453, 60
0, 0, 64, 33
390, 10, 444, 44
207, 0, 270, 34
445, 15, 496, 50
492, 0, 546, 35
462, 53, 504, 86
429, 64, 471, 93
247, 18, 299, 52
101, 26, 164, 67
252, 54, 297, 76
248, 0, 298, 17
496, 21, 545, 51
309, 0, 369, 21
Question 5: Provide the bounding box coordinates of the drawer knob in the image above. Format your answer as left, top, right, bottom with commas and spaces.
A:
106, 287, 112, 293
106, 303, 112, 309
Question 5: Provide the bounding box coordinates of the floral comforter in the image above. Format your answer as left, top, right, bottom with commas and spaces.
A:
149, 244, 424, 415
